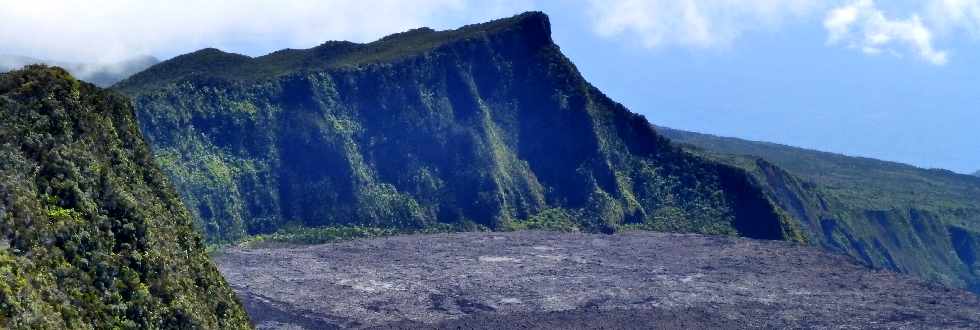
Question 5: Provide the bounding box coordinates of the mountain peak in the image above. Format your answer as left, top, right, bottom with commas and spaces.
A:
116, 12, 555, 93
445, 11, 552, 47
2, 55, 158, 87
509, 11, 551, 37
461, 11, 550, 35
0, 65, 79, 94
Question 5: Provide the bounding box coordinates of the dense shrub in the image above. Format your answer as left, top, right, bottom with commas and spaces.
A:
0, 66, 250, 329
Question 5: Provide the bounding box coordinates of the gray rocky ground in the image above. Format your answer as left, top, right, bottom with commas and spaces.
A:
214, 231, 980, 329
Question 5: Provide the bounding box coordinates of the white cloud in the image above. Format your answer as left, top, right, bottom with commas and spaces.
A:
0, 0, 530, 64
5, 0, 979, 67
926, 0, 980, 36
587, 0, 980, 65
587, 0, 826, 49
825, 0, 948, 65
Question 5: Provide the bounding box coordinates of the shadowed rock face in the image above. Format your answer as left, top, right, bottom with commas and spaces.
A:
215, 231, 980, 329
658, 127, 980, 293
117, 12, 798, 244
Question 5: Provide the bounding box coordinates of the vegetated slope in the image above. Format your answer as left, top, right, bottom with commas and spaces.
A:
115, 12, 802, 244
659, 127, 980, 292
0, 54, 159, 87
215, 231, 980, 329
0, 66, 250, 329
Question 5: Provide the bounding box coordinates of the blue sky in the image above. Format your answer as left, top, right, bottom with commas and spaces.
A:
2, 0, 978, 173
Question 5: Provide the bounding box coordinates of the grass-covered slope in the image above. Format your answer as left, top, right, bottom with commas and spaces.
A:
659, 127, 980, 292
115, 12, 801, 245
658, 127, 980, 211
0, 66, 250, 329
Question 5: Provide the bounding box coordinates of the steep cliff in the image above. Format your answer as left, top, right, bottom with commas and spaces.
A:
115, 12, 800, 244
660, 127, 980, 292
0, 66, 250, 329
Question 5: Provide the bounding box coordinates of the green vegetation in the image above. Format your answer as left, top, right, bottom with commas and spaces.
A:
116, 12, 799, 248
224, 207, 582, 249
115, 13, 553, 94
659, 127, 980, 293
239, 226, 401, 247
503, 208, 581, 232
1, 54, 159, 87
0, 66, 250, 329
112, 10, 979, 294
659, 127, 980, 212
232, 224, 467, 248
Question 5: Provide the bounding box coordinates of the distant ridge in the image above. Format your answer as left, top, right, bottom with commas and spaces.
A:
0, 54, 158, 87
658, 126, 980, 293
657, 126, 980, 207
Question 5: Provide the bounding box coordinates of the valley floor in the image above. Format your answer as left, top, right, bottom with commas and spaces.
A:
214, 231, 980, 329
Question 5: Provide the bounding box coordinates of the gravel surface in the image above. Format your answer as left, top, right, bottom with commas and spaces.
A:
214, 231, 980, 329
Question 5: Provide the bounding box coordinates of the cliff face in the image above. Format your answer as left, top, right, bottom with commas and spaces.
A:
660, 127, 980, 293
116, 13, 799, 244
0, 66, 250, 329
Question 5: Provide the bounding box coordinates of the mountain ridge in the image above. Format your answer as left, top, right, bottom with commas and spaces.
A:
115, 10, 978, 294
658, 126, 980, 293
657, 126, 980, 209
115, 12, 552, 93
117, 12, 802, 245
1, 54, 158, 87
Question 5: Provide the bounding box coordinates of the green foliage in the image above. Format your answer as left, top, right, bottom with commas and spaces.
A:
504, 208, 581, 232
660, 126, 980, 293
0, 54, 158, 87
114, 12, 553, 94
0, 66, 250, 329
226, 221, 481, 248
660, 127, 980, 212
117, 12, 794, 247
241, 225, 400, 246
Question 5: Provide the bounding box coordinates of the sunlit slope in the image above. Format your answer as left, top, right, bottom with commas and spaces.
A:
0, 66, 250, 329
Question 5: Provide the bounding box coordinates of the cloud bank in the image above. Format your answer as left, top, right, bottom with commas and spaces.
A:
926, 0, 980, 36
588, 0, 980, 65
825, 0, 947, 65
0, 0, 528, 63
587, 0, 826, 49
4, 1, 980, 66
